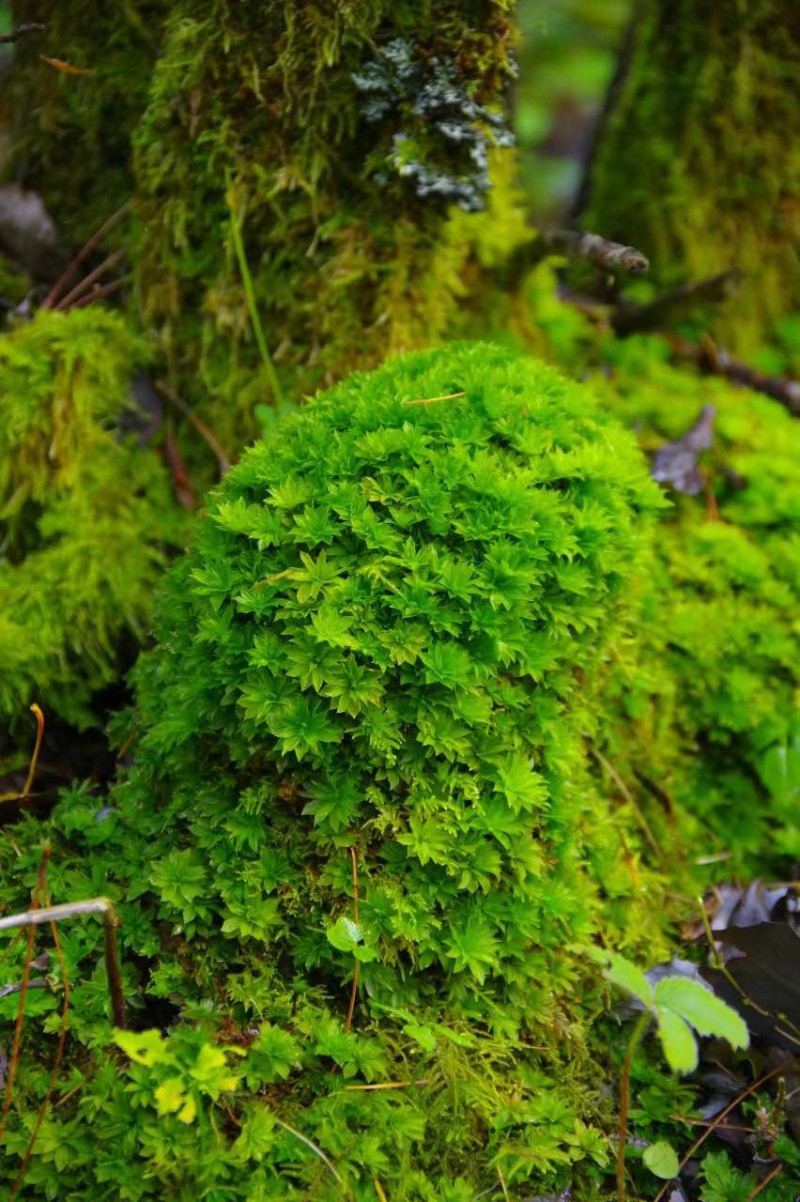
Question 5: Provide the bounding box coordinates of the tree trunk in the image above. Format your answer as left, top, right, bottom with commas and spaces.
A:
580, 0, 800, 352
131, 0, 528, 443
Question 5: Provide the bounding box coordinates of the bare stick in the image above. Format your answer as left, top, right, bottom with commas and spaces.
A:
612, 270, 742, 336
63, 277, 129, 311
666, 335, 800, 418
0, 23, 45, 44
506, 229, 648, 293
41, 200, 133, 310
538, 229, 649, 276
0, 897, 126, 1028
55, 248, 125, 311
155, 379, 231, 475
401, 391, 466, 407
274, 1118, 348, 1190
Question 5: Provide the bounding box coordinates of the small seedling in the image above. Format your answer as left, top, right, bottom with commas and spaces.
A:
594, 949, 749, 1202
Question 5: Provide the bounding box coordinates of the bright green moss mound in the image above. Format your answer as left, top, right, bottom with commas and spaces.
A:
126, 341, 666, 1006
0, 343, 672, 1200
0, 308, 184, 729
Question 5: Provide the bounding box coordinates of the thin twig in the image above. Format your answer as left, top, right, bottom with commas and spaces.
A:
652, 1066, 785, 1202
344, 847, 359, 1034
669, 335, 800, 418
226, 174, 284, 405
274, 1118, 348, 1190
374, 1182, 389, 1202
401, 391, 466, 407
505, 229, 648, 291
540, 229, 649, 276
41, 200, 132, 310
55, 248, 125, 311
343, 1079, 430, 1091
496, 1167, 511, 1202
154, 379, 231, 475
0, 978, 50, 1000
746, 1163, 783, 1200
591, 746, 663, 864
0, 23, 45, 44
63, 276, 128, 311
697, 895, 800, 1046
0, 898, 125, 1028
612, 270, 742, 336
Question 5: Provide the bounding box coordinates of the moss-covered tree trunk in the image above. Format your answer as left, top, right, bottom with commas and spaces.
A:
131, 0, 528, 442
581, 0, 800, 352
5, 1, 168, 250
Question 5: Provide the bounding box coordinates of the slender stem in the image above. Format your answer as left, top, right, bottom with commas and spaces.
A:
344, 847, 360, 1033
274, 1118, 347, 1189
55, 248, 125, 311
746, 1163, 783, 1200
103, 915, 126, 1029
155, 379, 231, 475
41, 200, 132, 310
22, 704, 44, 799
618, 1012, 650, 1202
226, 175, 284, 405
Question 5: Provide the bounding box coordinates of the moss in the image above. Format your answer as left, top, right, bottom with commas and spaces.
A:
5, 0, 169, 252
581, 0, 800, 353
0, 307, 185, 730
0, 343, 670, 1199
132, 1, 530, 450
589, 334, 800, 869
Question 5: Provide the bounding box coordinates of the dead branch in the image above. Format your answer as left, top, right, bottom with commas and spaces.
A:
670, 335, 800, 418
612, 269, 742, 335
0, 23, 45, 44
503, 228, 648, 293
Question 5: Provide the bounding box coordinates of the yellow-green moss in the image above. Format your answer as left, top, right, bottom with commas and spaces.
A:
132, 1, 531, 449
0, 308, 185, 729
581, 0, 800, 353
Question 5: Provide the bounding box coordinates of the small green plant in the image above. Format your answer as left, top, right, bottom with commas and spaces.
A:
598, 950, 749, 1202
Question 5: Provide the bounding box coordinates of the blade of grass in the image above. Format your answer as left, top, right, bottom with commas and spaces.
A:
226, 173, 284, 405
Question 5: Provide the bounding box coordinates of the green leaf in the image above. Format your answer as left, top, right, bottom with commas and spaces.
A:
326, 916, 365, 952
597, 950, 655, 1008
699, 1150, 755, 1202
233, 1106, 276, 1161
113, 1028, 171, 1067
656, 1008, 698, 1074
643, 1140, 680, 1179
654, 976, 748, 1049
